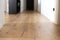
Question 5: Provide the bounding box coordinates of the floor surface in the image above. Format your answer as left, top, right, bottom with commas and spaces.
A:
0, 11, 60, 40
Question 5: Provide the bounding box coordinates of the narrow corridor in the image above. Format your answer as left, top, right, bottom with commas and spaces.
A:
0, 11, 60, 40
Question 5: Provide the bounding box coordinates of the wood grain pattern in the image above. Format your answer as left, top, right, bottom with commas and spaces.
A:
0, 11, 60, 40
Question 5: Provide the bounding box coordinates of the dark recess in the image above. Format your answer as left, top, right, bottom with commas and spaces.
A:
26, 0, 34, 10
9, 0, 20, 14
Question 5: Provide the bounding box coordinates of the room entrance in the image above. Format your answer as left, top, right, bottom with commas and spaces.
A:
26, 0, 34, 10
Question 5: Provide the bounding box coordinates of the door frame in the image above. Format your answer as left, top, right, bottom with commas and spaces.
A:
25, 0, 38, 11
34, 0, 38, 11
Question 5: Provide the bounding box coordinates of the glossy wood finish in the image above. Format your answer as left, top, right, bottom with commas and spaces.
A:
0, 11, 60, 40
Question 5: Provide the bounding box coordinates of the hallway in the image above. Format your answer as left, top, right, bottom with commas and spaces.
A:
0, 11, 60, 40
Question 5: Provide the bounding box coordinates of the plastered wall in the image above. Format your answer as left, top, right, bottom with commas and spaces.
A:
38, 0, 41, 12
0, 0, 5, 28
41, 0, 58, 24
57, 0, 60, 24
21, 0, 26, 12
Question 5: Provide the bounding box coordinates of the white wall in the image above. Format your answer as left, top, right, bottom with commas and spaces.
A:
57, 0, 60, 24
0, 0, 5, 28
41, 0, 58, 24
21, 0, 26, 12
6, 0, 9, 13
5, 0, 9, 13
34, 0, 38, 11
38, 0, 41, 12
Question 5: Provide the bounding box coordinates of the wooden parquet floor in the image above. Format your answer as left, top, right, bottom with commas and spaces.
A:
0, 11, 60, 40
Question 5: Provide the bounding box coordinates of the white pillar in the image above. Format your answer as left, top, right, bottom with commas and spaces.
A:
38, 0, 41, 12
0, 0, 5, 28
56, 0, 60, 24
34, 0, 38, 11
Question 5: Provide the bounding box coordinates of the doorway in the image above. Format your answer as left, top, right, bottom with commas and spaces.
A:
9, 0, 20, 14
26, 0, 34, 10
